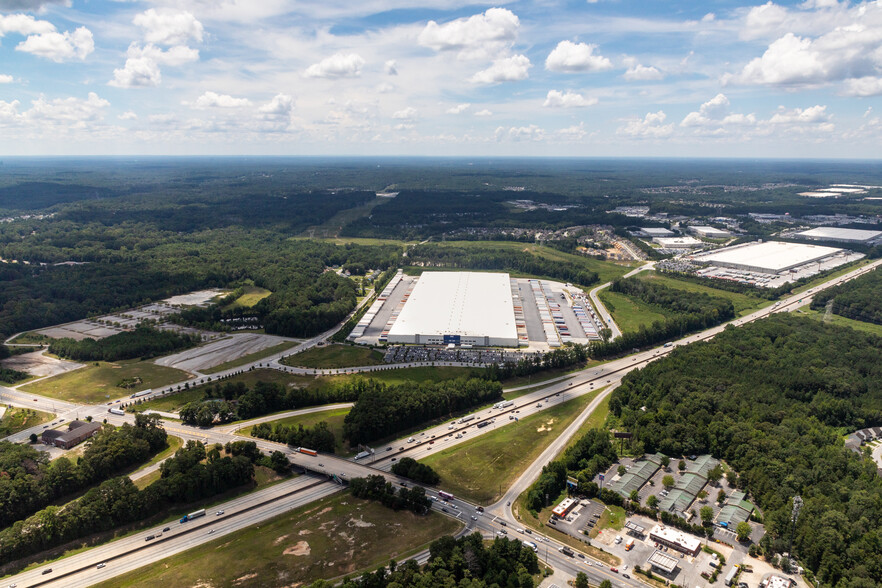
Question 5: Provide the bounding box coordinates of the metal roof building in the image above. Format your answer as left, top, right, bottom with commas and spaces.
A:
647, 550, 680, 574
386, 271, 518, 347
795, 226, 882, 243
689, 226, 731, 238
610, 454, 664, 498
693, 241, 843, 274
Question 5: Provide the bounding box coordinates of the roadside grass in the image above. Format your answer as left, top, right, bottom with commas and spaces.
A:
91, 492, 462, 588
143, 435, 183, 469
280, 344, 385, 369
132, 369, 315, 413
420, 389, 601, 505
322, 365, 483, 386
20, 360, 192, 404
598, 289, 668, 333
794, 306, 882, 337
636, 272, 768, 317
237, 407, 351, 455
0, 407, 54, 436
133, 470, 161, 490
591, 504, 626, 539
557, 392, 610, 458
501, 361, 602, 395
222, 285, 272, 310
7, 332, 52, 345
201, 341, 300, 374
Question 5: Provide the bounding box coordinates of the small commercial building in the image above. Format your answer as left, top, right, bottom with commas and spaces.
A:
647, 550, 680, 575
42, 420, 102, 450
689, 226, 731, 239
717, 490, 755, 527
648, 524, 701, 556
765, 575, 795, 588
552, 497, 577, 518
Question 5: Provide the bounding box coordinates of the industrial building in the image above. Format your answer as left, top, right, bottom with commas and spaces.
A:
42, 420, 102, 450
795, 226, 882, 244
385, 272, 518, 347
689, 225, 731, 239
648, 524, 702, 556
693, 241, 844, 274
609, 453, 665, 499
634, 227, 674, 237
653, 236, 703, 249
716, 490, 755, 527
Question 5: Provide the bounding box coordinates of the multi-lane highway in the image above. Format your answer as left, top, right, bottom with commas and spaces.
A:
2, 258, 880, 588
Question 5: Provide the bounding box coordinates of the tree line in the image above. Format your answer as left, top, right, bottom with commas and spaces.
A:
610, 276, 735, 317
0, 366, 28, 385
610, 315, 882, 588
249, 421, 336, 453
810, 267, 882, 325
48, 325, 200, 362
390, 457, 441, 485
487, 344, 588, 381
343, 378, 502, 445
348, 475, 432, 514
0, 438, 257, 567
308, 532, 541, 588
0, 413, 167, 530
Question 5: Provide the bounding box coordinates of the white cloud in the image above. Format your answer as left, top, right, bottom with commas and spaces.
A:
384, 60, 398, 75
392, 107, 417, 120
474, 109, 493, 116
118, 111, 138, 120
190, 91, 252, 109
259, 93, 294, 116
304, 53, 365, 78
0, 75, 12, 84
15, 26, 93, 62
495, 124, 544, 141
681, 94, 757, 129
446, 103, 470, 114
843, 76, 882, 96
617, 111, 673, 138
768, 104, 830, 124
543, 89, 597, 108
623, 63, 663, 81
134, 9, 203, 46
733, 33, 827, 85
418, 8, 519, 60
109, 44, 199, 88
25, 92, 109, 124
545, 40, 612, 73
557, 122, 587, 140
0, 14, 56, 37
0, 100, 21, 123
470, 54, 531, 84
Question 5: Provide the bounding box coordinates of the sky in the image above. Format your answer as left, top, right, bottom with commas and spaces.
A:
0, 0, 881, 158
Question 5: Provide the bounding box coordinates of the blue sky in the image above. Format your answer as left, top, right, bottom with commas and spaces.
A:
0, 0, 881, 157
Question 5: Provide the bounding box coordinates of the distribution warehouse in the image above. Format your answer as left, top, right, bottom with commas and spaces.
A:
386, 272, 519, 347
693, 241, 844, 274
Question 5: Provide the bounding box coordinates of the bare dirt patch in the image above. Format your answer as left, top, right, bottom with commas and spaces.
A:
283, 541, 310, 556
153, 333, 292, 372
233, 573, 258, 585
273, 534, 290, 545
347, 517, 375, 528
1, 350, 84, 379
536, 418, 556, 433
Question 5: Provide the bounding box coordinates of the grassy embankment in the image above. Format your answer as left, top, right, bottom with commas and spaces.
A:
91, 492, 461, 588
281, 344, 385, 369
20, 361, 192, 404
598, 289, 668, 333
636, 272, 769, 317
237, 407, 351, 455
221, 285, 272, 310
794, 306, 882, 337
0, 407, 54, 436
420, 388, 603, 505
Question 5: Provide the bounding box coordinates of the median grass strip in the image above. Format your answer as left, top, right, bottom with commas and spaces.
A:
0, 407, 54, 436
237, 407, 351, 455
91, 492, 462, 588
20, 361, 192, 404
281, 344, 385, 369
420, 388, 601, 505
201, 341, 299, 374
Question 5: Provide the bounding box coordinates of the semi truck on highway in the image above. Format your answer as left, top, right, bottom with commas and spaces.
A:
523, 541, 538, 552
498, 401, 514, 409
130, 389, 152, 399
458, 415, 475, 424
476, 421, 490, 429
559, 546, 575, 557
108, 408, 125, 416
179, 508, 206, 523
297, 447, 318, 456
354, 450, 372, 460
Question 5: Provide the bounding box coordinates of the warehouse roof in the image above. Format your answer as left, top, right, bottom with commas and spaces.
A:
695, 241, 843, 272
796, 227, 882, 242
387, 272, 516, 341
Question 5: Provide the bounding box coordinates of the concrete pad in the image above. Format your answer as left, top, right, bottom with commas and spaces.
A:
1, 350, 85, 378
153, 333, 291, 373
164, 289, 226, 307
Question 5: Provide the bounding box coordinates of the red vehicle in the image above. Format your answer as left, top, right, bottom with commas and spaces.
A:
438, 491, 454, 501
297, 447, 318, 456
610, 567, 619, 573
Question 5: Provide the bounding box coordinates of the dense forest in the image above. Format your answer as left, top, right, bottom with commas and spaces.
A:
348, 475, 432, 514
405, 243, 599, 287
811, 267, 882, 325
343, 378, 502, 445
610, 315, 882, 587
308, 532, 541, 588
0, 367, 28, 385
0, 414, 167, 529
0, 438, 256, 566
610, 276, 735, 318
48, 325, 200, 362
390, 457, 441, 485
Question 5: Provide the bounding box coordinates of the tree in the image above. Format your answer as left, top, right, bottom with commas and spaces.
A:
647, 495, 659, 509
660, 456, 670, 470
630, 489, 640, 503
700, 505, 714, 525
717, 489, 727, 504
618, 464, 627, 476
662, 475, 675, 490
600, 328, 612, 343
697, 490, 708, 501
736, 521, 752, 542
29, 433, 37, 444
678, 459, 686, 471
600, 580, 612, 588
575, 572, 590, 588
707, 464, 723, 485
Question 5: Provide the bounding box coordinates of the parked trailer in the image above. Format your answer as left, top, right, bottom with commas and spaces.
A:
724, 566, 738, 586
297, 447, 318, 456
130, 388, 152, 399
108, 408, 125, 416
458, 415, 476, 424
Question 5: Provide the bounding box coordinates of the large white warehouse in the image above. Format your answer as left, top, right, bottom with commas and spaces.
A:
795, 227, 882, 244
386, 272, 518, 347
694, 241, 843, 274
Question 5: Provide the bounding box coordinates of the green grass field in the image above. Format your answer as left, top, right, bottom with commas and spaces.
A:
201, 341, 299, 374
0, 407, 54, 436
795, 307, 882, 337
637, 271, 768, 317
238, 406, 351, 454
557, 393, 610, 458
281, 344, 385, 368
92, 492, 461, 588
420, 388, 602, 505
133, 369, 315, 413
20, 361, 192, 404
598, 288, 668, 333
222, 285, 272, 310
323, 365, 482, 386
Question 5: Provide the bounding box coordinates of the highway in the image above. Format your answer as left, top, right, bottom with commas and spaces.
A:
1, 258, 880, 588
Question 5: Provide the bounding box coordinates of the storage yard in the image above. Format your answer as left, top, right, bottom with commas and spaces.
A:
352, 271, 605, 350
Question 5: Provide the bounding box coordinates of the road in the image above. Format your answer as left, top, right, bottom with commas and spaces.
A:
587, 261, 654, 342
2, 258, 880, 588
